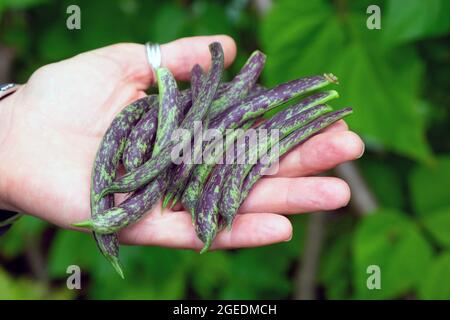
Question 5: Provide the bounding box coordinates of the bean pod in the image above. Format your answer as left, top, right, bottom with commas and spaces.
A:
77, 68, 183, 233
122, 101, 158, 172
210, 74, 338, 131
88, 95, 154, 278
219, 103, 334, 226
208, 50, 266, 119
98, 43, 224, 198
195, 164, 231, 253
240, 108, 354, 203
180, 121, 254, 219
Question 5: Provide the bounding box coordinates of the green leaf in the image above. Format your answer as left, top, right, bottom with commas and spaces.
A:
192, 1, 235, 37
0, 215, 47, 258
282, 215, 308, 259
421, 206, 450, 248
409, 155, 450, 215
419, 252, 450, 299
216, 216, 308, 299
71, 0, 136, 52
384, 0, 450, 46
191, 251, 231, 299
319, 232, 352, 299
0, 0, 48, 11
261, 0, 432, 162
149, 3, 189, 43
219, 245, 293, 299
38, 25, 77, 61
327, 276, 351, 300
123, 247, 189, 299
1, 12, 31, 54
48, 230, 99, 277
89, 246, 191, 299
353, 208, 433, 299
0, 266, 73, 299
359, 159, 406, 209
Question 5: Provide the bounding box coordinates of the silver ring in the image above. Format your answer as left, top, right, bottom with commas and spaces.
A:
0, 83, 20, 101
145, 42, 161, 70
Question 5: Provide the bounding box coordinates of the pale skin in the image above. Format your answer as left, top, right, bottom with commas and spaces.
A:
0, 35, 364, 250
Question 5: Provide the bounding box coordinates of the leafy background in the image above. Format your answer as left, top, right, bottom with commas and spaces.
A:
0, 0, 449, 299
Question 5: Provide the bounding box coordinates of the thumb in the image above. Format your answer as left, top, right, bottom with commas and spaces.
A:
90, 35, 237, 90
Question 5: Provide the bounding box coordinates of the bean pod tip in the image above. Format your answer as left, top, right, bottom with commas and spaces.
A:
72, 219, 94, 229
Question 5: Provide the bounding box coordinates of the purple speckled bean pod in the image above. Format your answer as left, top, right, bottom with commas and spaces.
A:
122, 88, 195, 172
89, 95, 154, 278
179, 42, 224, 130
164, 53, 267, 208
98, 43, 225, 198
219, 102, 334, 227
240, 108, 354, 204
90, 172, 168, 234
184, 76, 338, 209
78, 69, 184, 233
152, 67, 182, 157
180, 120, 255, 219
209, 74, 338, 131
122, 102, 158, 172
248, 84, 267, 97
122, 89, 192, 173
208, 50, 266, 119
190, 64, 204, 102
168, 86, 335, 211
195, 164, 231, 253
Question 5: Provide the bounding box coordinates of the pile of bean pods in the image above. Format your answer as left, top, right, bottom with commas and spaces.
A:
73, 42, 353, 278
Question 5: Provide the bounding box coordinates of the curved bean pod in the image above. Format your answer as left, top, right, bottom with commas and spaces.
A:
240, 107, 354, 205
195, 164, 231, 253
180, 121, 255, 218
209, 74, 338, 131
190, 64, 204, 102
166, 54, 267, 207
152, 67, 182, 157
89, 95, 154, 278
208, 50, 266, 119
78, 69, 183, 233
181, 77, 338, 209
219, 103, 334, 227
98, 43, 225, 198
122, 81, 193, 172
88, 173, 168, 234
122, 103, 158, 172
179, 42, 224, 130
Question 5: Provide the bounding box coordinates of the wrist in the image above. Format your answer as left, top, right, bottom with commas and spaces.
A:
0, 86, 20, 212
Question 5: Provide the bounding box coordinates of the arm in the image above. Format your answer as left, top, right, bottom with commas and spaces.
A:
0, 84, 23, 235
0, 84, 21, 212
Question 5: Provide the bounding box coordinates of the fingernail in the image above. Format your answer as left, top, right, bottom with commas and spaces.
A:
357, 143, 365, 159
284, 234, 293, 242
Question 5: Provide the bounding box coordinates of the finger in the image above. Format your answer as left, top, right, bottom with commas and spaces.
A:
93, 35, 236, 89
320, 119, 348, 133
119, 208, 292, 250
272, 130, 364, 177
161, 35, 237, 80
239, 176, 351, 214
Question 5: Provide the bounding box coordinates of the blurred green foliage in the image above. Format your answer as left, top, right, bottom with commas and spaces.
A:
0, 0, 449, 299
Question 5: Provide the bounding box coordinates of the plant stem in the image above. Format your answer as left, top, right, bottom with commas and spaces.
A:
294, 213, 327, 300
334, 162, 379, 215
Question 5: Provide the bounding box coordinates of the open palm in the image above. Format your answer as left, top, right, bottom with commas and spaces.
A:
0, 35, 364, 251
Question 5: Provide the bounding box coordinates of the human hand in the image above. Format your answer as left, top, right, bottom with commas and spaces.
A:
0, 35, 364, 250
